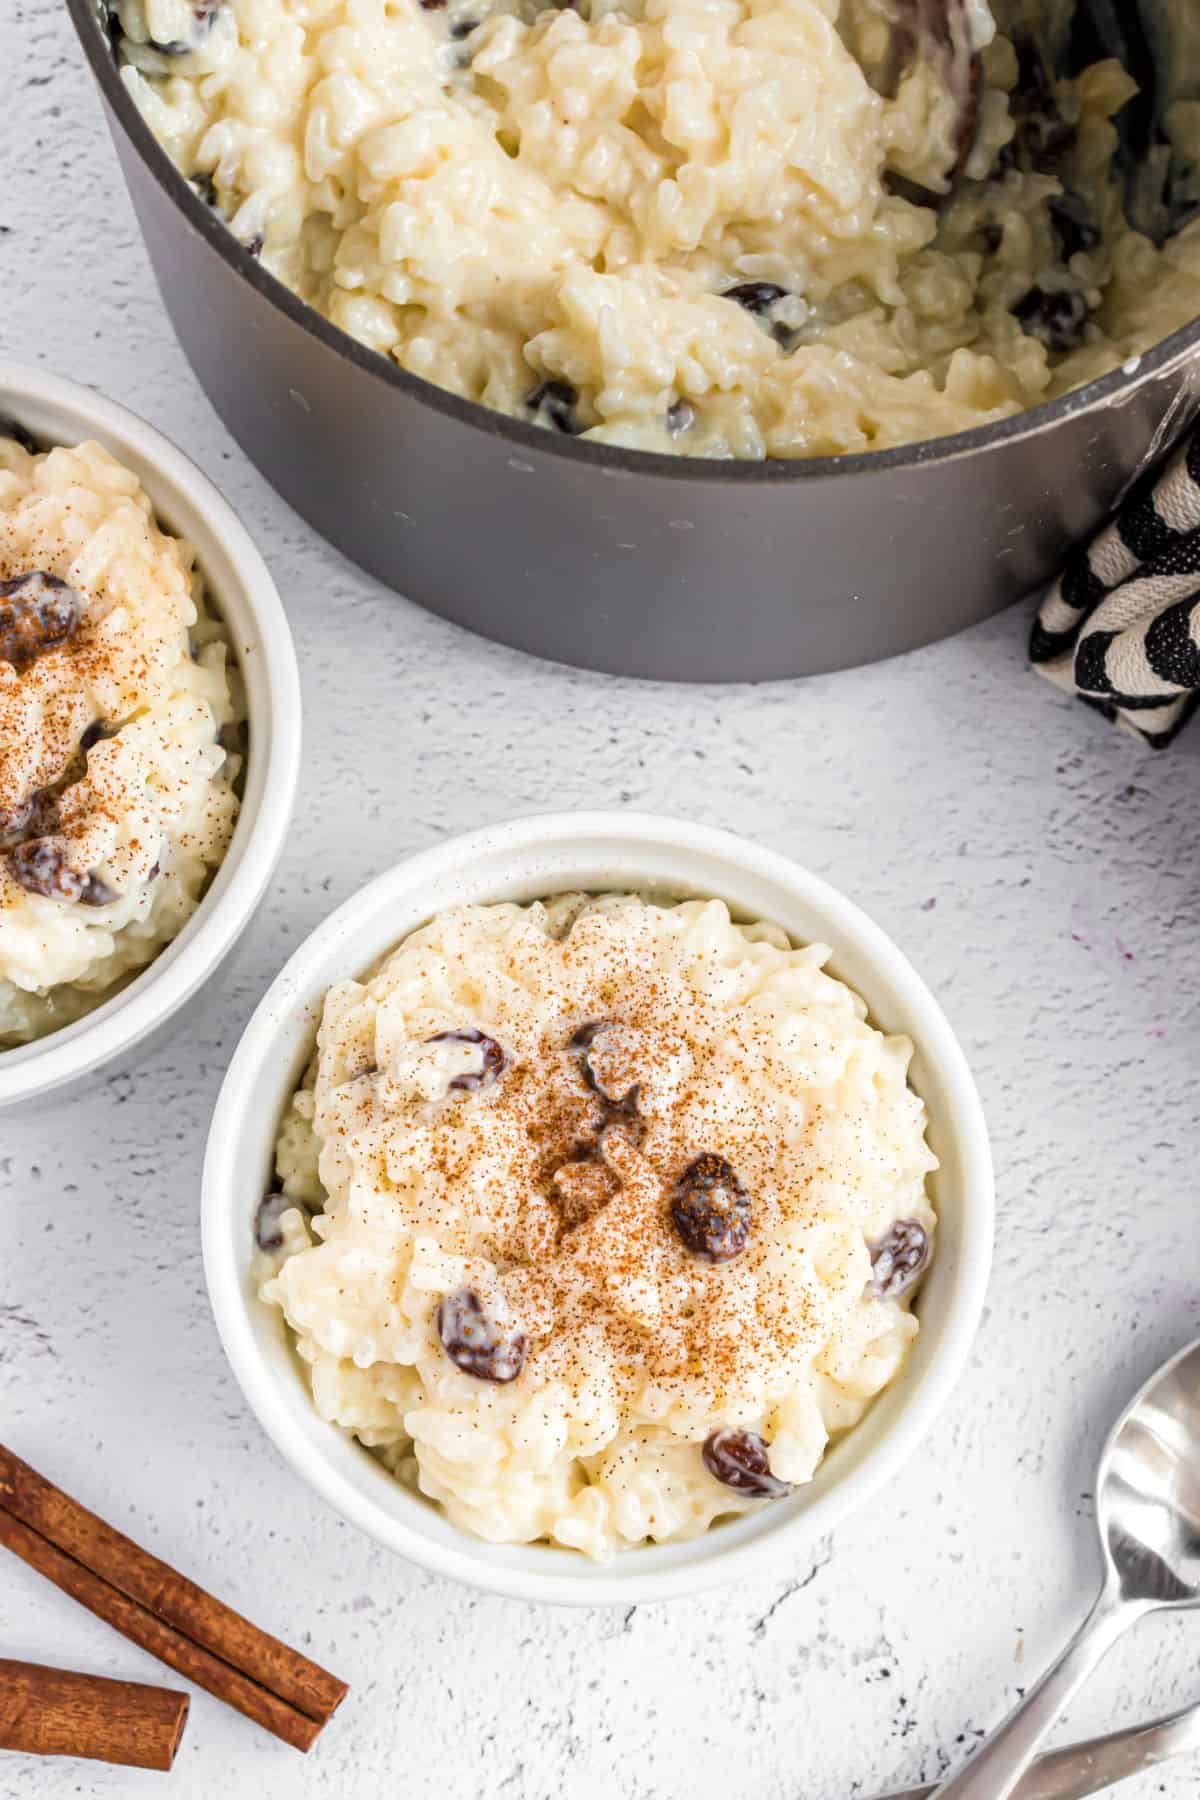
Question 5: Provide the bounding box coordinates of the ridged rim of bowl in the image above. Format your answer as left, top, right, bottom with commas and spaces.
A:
67, 0, 1200, 485
0, 360, 301, 1104
201, 812, 994, 1605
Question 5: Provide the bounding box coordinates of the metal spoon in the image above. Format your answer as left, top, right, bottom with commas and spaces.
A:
857, 0, 1197, 231
927, 1337, 1200, 1799
875, 1692, 1200, 1798
839, 0, 982, 194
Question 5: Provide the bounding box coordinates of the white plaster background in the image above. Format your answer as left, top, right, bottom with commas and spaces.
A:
2, 3, 1200, 1794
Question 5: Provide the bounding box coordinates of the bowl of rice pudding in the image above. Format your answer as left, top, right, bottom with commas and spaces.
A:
203, 813, 992, 1602
0, 363, 300, 1107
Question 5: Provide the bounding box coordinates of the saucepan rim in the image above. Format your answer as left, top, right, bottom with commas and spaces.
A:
66, 0, 1200, 487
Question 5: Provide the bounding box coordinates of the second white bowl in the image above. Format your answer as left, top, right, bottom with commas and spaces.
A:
202, 813, 993, 1605
0, 363, 301, 1106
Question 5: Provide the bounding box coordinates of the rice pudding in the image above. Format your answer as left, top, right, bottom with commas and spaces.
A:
0, 428, 242, 1046
258, 893, 937, 1559
114, 0, 1200, 458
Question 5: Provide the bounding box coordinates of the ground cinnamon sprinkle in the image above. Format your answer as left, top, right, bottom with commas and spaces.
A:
448, 951, 824, 1398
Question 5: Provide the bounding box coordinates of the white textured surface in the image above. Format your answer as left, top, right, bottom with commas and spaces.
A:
2, 4, 1200, 1795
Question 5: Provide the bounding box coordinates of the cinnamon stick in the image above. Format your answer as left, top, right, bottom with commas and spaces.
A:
0, 1511, 323, 1752
0, 1660, 188, 1771
0, 1446, 347, 1751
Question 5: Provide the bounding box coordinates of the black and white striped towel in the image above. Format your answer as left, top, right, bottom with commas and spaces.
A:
1031, 429, 1200, 746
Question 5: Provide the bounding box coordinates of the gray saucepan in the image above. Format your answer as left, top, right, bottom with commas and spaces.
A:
66, 0, 1200, 681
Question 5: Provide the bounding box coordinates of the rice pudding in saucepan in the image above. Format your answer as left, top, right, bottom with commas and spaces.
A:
115, 0, 1199, 459
0, 428, 242, 1046
257, 893, 936, 1559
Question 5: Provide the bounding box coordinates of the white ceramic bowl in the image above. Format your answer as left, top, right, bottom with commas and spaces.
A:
0, 362, 301, 1107
203, 813, 993, 1605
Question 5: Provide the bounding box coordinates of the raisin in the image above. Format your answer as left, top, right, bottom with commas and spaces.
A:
0, 720, 109, 851
666, 399, 694, 436
27, 790, 62, 837
1047, 191, 1100, 261
0, 799, 32, 846
426, 1027, 509, 1091
421, 0, 448, 9
569, 1021, 638, 1109
1012, 286, 1090, 352
450, 14, 476, 32
868, 1218, 930, 1300
8, 840, 73, 898
254, 1191, 292, 1252
190, 172, 218, 208
79, 720, 113, 753
8, 839, 98, 904
702, 1429, 790, 1498
1, 784, 62, 847
1021, 113, 1076, 168
724, 281, 787, 317
724, 283, 797, 349
526, 379, 580, 435
436, 1289, 526, 1383
0, 417, 38, 455
244, 233, 265, 258
671, 1153, 751, 1262
0, 572, 81, 669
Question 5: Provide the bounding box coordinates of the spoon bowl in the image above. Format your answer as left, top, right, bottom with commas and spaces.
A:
1100, 1340, 1200, 1607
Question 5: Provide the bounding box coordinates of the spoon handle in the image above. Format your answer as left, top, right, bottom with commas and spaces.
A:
875, 1694, 1200, 1800
926, 1591, 1137, 1800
